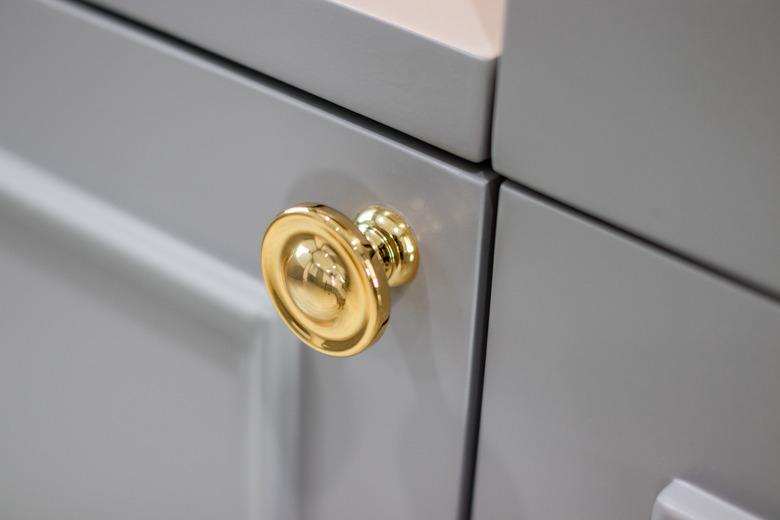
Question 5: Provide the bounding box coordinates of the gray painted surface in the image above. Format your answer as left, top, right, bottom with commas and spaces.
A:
86, 0, 496, 161
473, 183, 780, 520
0, 1, 497, 518
0, 150, 301, 520
492, 0, 780, 296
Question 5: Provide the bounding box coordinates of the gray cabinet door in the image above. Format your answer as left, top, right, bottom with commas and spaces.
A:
473, 183, 780, 519
0, 1, 497, 518
0, 151, 299, 519
492, 0, 780, 297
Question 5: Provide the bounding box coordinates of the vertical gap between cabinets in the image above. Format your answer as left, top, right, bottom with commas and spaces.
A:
458, 173, 502, 520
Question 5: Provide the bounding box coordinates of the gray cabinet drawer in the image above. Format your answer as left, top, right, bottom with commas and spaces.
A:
492, 0, 780, 296
86, 0, 502, 161
0, 1, 498, 518
473, 183, 780, 519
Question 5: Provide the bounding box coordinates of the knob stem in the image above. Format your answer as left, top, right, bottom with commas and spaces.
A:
355, 205, 419, 288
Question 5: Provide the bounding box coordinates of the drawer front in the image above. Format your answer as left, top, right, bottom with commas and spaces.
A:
0, 1, 498, 518
87, 0, 498, 161
473, 183, 780, 519
492, 0, 780, 296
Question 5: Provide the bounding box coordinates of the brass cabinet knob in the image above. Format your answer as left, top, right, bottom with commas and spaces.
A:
261, 203, 419, 357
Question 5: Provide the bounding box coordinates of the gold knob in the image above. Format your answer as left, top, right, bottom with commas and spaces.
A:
261, 203, 419, 357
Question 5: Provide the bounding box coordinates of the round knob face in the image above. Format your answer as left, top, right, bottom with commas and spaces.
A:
284, 238, 348, 322
261, 204, 391, 357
